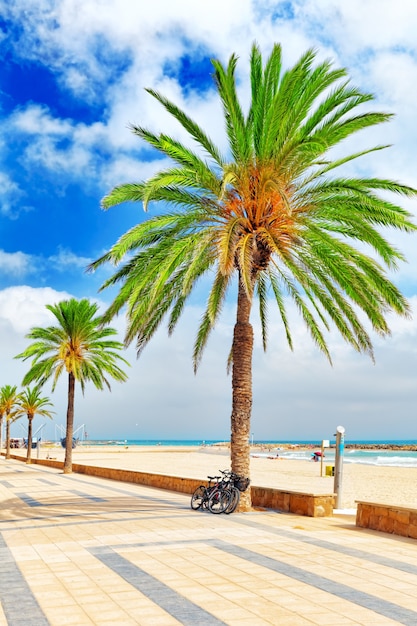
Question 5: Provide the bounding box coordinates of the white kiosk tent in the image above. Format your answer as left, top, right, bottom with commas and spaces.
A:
54, 424, 86, 448
17, 423, 46, 449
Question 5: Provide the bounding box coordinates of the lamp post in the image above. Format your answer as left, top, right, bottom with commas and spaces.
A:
334, 425, 345, 509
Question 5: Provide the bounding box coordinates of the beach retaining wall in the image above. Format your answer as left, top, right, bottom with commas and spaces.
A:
251, 485, 333, 517
3, 453, 334, 517
356, 501, 417, 539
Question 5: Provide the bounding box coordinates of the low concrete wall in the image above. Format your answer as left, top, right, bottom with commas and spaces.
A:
3, 453, 335, 517
356, 501, 417, 539
252, 485, 334, 517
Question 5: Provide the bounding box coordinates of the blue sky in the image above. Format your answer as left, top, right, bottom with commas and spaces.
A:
1, 0, 417, 443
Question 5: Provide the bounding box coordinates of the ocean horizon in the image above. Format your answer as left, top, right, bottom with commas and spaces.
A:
76, 438, 417, 468
80, 438, 417, 446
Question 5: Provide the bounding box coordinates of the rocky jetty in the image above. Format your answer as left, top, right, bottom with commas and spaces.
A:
344, 443, 417, 451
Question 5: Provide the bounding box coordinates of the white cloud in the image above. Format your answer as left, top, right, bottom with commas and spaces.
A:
1, 0, 254, 95
11, 105, 107, 180
0, 247, 96, 283
12, 104, 72, 135
48, 247, 92, 270
0, 285, 72, 334
368, 52, 417, 110
0, 173, 27, 218
290, 0, 417, 53
0, 250, 33, 276
101, 155, 171, 191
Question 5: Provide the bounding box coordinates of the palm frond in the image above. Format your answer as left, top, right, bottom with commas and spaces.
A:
256, 272, 268, 351
268, 270, 293, 350
211, 54, 251, 162
102, 183, 146, 209
145, 88, 225, 165
237, 233, 255, 298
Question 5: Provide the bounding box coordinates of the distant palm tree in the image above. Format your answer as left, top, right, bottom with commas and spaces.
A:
15, 298, 129, 473
89, 43, 416, 509
0, 406, 4, 450
0, 385, 19, 459
15, 386, 54, 464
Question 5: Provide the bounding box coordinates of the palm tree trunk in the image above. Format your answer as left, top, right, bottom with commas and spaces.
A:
63, 372, 75, 474
0, 415, 3, 449
26, 416, 33, 464
231, 277, 254, 511
5, 415, 11, 459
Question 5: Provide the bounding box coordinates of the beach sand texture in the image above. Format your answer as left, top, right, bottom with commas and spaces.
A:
15, 443, 417, 510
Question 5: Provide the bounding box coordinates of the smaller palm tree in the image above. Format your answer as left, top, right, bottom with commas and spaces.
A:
0, 406, 4, 450
15, 298, 129, 473
0, 385, 19, 459
15, 386, 54, 464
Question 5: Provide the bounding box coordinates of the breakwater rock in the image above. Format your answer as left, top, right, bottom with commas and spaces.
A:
345, 444, 417, 451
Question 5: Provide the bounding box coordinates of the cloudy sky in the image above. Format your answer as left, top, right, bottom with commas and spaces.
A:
1, 0, 417, 443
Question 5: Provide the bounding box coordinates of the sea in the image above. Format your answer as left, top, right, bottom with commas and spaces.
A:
80, 439, 417, 468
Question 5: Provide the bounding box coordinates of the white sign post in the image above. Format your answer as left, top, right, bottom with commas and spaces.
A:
320, 439, 330, 476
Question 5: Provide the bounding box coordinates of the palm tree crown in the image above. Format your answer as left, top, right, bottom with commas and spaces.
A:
15, 386, 54, 463
89, 43, 416, 509
17, 386, 55, 420
16, 298, 129, 473
0, 385, 19, 459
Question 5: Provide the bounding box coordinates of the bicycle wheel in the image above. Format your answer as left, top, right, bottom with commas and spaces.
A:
224, 486, 240, 514
191, 485, 206, 510
208, 488, 231, 514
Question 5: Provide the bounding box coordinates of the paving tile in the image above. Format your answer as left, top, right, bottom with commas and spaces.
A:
2, 458, 417, 626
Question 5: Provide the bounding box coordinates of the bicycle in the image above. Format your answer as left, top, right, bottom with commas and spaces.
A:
207, 471, 236, 514
191, 470, 250, 514
190, 475, 222, 511
209, 470, 250, 515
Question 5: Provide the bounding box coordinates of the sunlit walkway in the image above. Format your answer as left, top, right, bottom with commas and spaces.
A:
1, 458, 417, 625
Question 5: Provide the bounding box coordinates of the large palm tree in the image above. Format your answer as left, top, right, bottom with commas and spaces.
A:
15, 298, 129, 473
0, 385, 19, 459
15, 386, 54, 464
89, 43, 416, 510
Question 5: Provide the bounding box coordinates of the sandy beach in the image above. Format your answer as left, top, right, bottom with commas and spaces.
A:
11, 443, 417, 511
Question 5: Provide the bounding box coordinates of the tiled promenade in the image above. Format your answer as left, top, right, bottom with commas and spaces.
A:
1, 460, 417, 625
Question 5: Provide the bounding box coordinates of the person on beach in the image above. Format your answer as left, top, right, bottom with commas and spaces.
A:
311, 451, 323, 462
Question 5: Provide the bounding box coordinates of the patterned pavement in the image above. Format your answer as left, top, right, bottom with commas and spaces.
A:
1, 458, 417, 625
